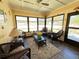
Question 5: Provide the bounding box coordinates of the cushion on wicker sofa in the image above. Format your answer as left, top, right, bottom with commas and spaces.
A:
10, 45, 25, 54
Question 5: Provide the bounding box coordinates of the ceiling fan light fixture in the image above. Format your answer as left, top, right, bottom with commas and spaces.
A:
41, 3, 49, 6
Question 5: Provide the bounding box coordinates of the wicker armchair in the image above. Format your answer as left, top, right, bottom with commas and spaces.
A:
51, 30, 63, 41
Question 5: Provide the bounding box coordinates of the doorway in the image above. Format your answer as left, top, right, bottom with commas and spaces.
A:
65, 11, 79, 47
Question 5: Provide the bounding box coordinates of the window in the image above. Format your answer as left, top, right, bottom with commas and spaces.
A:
16, 16, 28, 32
29, 17, 37, 31
38, 18, 45, 31
68, 29, 79, 42
46, 17, 52, 32
69, 15, 79, 28
0, 10, 4, 25
53, 15, 64, 33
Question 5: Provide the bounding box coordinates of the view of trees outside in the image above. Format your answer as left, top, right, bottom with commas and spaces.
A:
68, 29, 79, 42
68, 15, 79, 42
38, 18, 45, 31
46, 18, 52, 32
16, 16, 64, 32
69, 15, 79, 28
16, 16, 28, 32
53, 15, 64, 33
29, 17, 37, 31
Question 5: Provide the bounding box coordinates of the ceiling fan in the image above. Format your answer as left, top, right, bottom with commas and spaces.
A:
19, 0, 49, 6
37, 0, 49, 6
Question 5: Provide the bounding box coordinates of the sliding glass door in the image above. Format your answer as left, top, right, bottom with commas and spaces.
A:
65, 12, 79, 47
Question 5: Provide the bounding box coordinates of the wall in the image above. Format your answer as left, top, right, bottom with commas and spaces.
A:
12, 9, 45, 17
0, 0, 14, 44
48, 0, 79, 41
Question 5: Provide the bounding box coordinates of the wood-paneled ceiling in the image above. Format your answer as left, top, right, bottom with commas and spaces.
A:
7, 0, 77, 12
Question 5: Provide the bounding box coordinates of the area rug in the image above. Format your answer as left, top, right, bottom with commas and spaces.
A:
27, 38, 61, 59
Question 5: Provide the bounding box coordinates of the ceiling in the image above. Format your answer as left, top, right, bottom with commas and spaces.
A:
7, 0, 76, 12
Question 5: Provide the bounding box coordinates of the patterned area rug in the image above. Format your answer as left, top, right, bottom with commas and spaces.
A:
27, 38, 60, 59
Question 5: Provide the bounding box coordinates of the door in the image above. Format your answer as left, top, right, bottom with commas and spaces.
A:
65, 11, 79, 47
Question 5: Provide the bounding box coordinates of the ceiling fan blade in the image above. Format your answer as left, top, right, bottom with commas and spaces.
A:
56, 0, 65, 5
23, 0, 35, 5
37, 0, 42, 3
20, 0, 49, 7
41, 3, 49, 6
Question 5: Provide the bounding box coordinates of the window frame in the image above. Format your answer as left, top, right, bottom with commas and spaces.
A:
15, 14, 64, 33
15, 15, 29, 32
64, 11, 79, 47
38, 17, 45, 31
0, 9, 5, 25
29, 17, 38, 32
46, 17, 53, 32
52, 14, 64, 33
